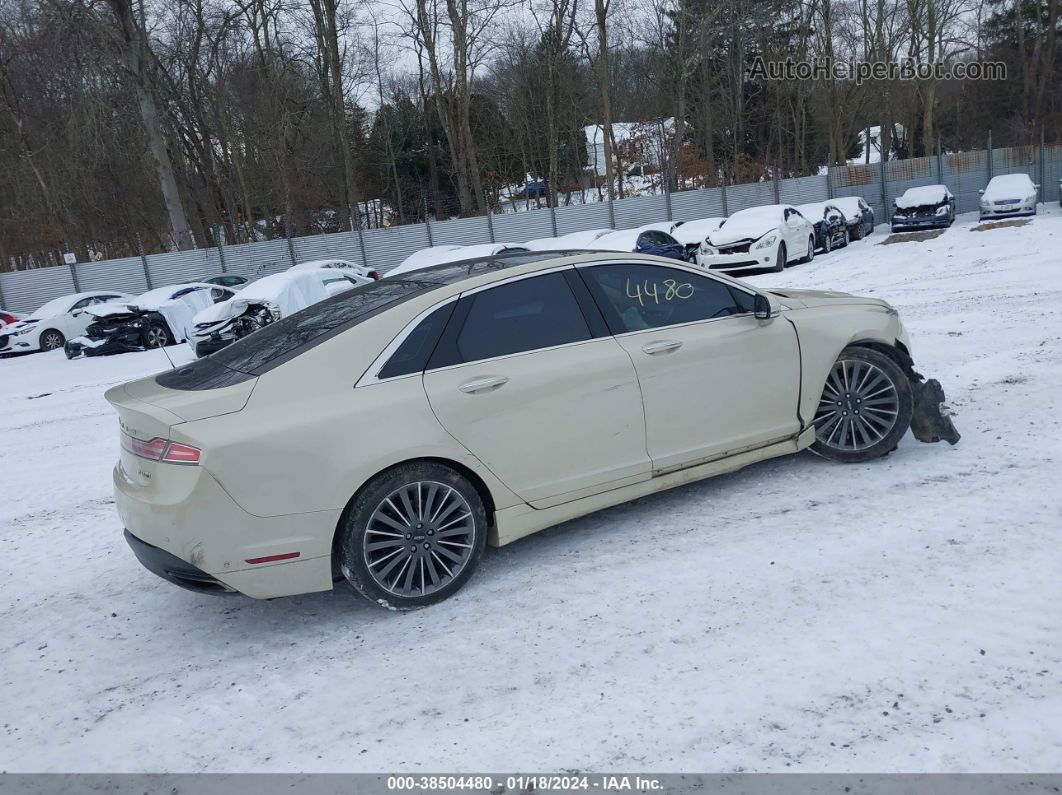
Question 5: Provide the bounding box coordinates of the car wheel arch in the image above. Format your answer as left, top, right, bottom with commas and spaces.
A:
330, 456, 500, 572
845, 338, 916, 378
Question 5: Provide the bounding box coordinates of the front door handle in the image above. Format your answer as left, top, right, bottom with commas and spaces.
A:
641, 340, 683, 356
458, 376, 510, 394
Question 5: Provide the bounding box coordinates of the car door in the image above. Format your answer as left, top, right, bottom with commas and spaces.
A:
579, 261, 802, 473
64, 297, 97, 337
421, 269, 651, 508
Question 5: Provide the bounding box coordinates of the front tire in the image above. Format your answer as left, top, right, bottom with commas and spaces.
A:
39, 329, 65, 351
810, 347, 913, 463
841, 228, 850, 247
337, 462, 488, 609
143, 323, 172, 348
771, 242, 786, 272
822, 234, 832, 254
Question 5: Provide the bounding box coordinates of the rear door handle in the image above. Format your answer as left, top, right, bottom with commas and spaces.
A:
458, 376, 510, 394
641, 340, 683, 356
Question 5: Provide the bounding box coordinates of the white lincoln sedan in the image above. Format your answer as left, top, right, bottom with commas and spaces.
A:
108, 252, 958, 608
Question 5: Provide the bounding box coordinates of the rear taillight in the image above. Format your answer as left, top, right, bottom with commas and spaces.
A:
121, 432, 201, 465
368, 270, 381, 280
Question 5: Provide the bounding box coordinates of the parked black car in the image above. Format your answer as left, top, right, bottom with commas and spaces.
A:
795, 202, 850, 253
64, 284, 234, 359
830, 196, 875, 239
891, 185, 956, 232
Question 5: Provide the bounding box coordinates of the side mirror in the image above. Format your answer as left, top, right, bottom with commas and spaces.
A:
72, 310, 83, 318
978, 189, 984, 195
754, 294, 774, 320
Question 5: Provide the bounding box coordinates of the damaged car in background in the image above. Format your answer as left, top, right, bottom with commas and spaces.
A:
187, 268, 370, 357
891, 185, 956, 232
64, 284, 235, 359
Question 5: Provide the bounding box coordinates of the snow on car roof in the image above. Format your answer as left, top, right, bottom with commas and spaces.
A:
710, 205, 786, 243
388, 245, 467, 275
29, 291, 118, 318
670, 217, 725, 246
387, 244, 527, 276
591, 229, 642, 251
983, 173, 1036, 200
524, 229, 612, 251
289, 259, 359, 270
895, 185, 951, 208
130, 283, 218, 310
795, 202, 833, 218
830, 196, 867, 214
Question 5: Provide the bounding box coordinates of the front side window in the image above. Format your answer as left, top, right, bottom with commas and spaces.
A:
445, 272, 591, 365
580, 263, 752, 333
70, 297, 94, 311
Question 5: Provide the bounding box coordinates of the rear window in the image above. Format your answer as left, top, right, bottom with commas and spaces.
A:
157, 279, 437, 390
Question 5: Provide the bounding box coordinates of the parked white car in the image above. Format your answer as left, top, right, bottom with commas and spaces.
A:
979, 174, 1039, 220
108, 251, 959, 606
386, 243, 529, 278
698, 205, 816, 272
0, 290, 133, 354
289, 258, 381, 281
188, 268, 367, 357
523, 229, 612, 251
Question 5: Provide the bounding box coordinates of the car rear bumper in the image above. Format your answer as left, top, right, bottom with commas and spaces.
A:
125, 529, 237, 594
114, 459, 338, 599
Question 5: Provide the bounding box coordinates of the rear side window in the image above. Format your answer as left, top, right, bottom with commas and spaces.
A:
580, 263, 751, 333
436, 273, 590, 366
378, 302, 456, 379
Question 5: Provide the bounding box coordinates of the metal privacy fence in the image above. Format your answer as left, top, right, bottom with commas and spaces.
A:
2, 140, 1060, 314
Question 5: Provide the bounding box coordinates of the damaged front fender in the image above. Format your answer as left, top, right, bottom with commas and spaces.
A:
909, 374, 961, 445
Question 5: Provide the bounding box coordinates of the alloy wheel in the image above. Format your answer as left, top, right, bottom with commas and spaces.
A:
145, 327, 167, 348
41, 332, 62, 351
814, 358, 900, 451
363, 481, 476, 597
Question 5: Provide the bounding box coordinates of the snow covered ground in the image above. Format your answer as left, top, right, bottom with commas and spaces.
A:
1, 207, 1061, 773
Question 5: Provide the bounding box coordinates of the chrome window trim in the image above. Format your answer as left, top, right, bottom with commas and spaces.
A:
422, 335, 611, 375
355, 263, 578, 387
355, 295, 460, 388
575, 257, 762, 336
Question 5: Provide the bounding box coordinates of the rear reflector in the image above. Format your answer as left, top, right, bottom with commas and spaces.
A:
245, 551, 301, 565
121, 432, 201, 466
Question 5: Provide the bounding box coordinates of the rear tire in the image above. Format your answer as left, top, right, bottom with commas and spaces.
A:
337, 462, 488, 610
850, 223, 863, 241
841, 228, 850, 247
810, 347, 913, 464
800, 235, 816, 263
822, 234, 832, 254
39, 329, 64, 351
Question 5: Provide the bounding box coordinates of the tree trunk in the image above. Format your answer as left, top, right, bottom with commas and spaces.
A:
106, 0, 194, 250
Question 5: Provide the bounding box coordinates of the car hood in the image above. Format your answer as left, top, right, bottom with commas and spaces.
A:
709, 223, 777, 246
769, 288, 891, 310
